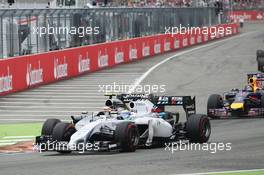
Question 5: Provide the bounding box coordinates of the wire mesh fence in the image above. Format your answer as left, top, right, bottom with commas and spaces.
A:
0, 7, 220, 59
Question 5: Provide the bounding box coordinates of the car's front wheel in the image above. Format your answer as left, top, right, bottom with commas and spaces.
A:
207, 94, 224, 119
52, 122, 76, 153
41, 118, 61, 136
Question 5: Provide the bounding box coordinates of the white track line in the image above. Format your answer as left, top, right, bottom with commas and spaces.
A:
0, 112, 97, 114
0, 119, 71, 121
0, 98, 105, 102
0, 115, 69, 118
53, 82, 132, 84
0, 143, 15, 146
0, 111, 96, 113
0, 110, 98, 113
39, 86, 103, 89
11, 92, 103, 95
51, 82, 131, 85
28, 89, 114, 92
79, 73, 142, 75
129, 31, 257, 92
0, 97, 104, 102
0, 112, 93, 114
3, 136, 35, 139
0, 139, 33, 143
0, 106, 102, 109
40, 85, 129, 88
5, 95, 106, 98
175, 168, 264, 175
0, 115, 84, 118
57, 79, 132, 82
39, 86, 132, 89
0, 101, 103, 105
75, 77, 139, 80
41, 85, 101, 87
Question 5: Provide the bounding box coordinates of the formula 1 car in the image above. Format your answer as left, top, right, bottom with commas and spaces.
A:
207, 73, 264, 119
257, 50, 264, 72
36, 94, 211, 153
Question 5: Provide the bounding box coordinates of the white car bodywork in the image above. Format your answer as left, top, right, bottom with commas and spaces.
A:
68, 99, 174, 148
129, 100, 173, 145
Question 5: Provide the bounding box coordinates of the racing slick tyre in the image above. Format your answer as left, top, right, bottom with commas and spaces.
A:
207, 94, 224, 119
115, 122, 139, 152
41, 118, 61, 136
257, 58, 264, 72
261, 95, 264, 108
52, 122, 76, 153
256, 50, 264, 60
186, 114, 211, 143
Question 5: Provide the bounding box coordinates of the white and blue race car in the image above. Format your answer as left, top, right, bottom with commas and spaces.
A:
36, 94, 211, 153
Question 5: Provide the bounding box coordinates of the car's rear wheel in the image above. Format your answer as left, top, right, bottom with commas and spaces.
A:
52, 122, 76, 153
186, 114, 211, 143
258, 58, 264, 72
115, 122, 139, 152
256, 50, 264, 60
41, 118, 61, 136
260, 96, 264, 118
207, 94, 224, 119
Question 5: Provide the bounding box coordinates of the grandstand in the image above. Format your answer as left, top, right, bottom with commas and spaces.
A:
231, 0, 264, 9
3, 0, 88, 8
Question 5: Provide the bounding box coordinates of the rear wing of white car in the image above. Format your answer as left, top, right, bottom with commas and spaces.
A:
115, 93, 196, 117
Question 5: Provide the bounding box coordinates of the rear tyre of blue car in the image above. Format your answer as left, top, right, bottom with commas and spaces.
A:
257, 50, 264, 72
115, 122, 139, 152
260, 96, 264, 115
257, 58, 264, 72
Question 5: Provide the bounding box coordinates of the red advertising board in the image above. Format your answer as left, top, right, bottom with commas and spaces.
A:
228, 10, 264, 21
0, 23, 239, 96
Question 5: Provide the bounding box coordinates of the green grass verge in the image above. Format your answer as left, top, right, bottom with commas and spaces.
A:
0, 122, 43, 139
212, 170, 264, 175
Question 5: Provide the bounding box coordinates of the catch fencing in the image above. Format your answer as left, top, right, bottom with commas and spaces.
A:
0, 7, 220, 59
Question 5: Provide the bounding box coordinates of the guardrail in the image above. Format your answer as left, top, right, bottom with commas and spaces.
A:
0, 23, 239, 96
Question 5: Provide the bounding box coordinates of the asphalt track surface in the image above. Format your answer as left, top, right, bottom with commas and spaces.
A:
0, 22, 264, 175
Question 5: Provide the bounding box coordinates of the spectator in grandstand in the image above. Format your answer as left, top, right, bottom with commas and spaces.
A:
232, 0, 264, 10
